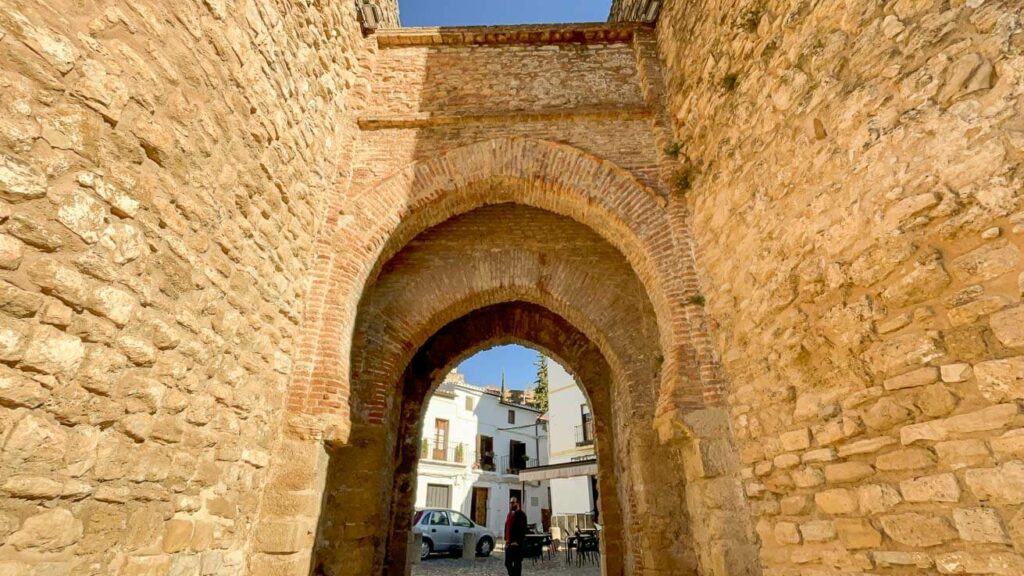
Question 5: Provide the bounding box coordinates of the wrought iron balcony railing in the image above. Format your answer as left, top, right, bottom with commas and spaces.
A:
419, 440, 469, 465
575, 421, 595, 446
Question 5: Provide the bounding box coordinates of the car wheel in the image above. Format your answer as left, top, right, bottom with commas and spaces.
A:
476, 536, 494, 557
420, 538, 432, 561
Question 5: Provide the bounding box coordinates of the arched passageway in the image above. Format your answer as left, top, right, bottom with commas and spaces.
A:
384, 303, 625, 575
313, 202, 696, 574
253, 139, 757, 576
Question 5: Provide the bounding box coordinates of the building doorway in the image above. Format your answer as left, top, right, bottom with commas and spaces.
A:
508, 440, 526, 474
471, 487, 489, 526
509, 488, 522, 511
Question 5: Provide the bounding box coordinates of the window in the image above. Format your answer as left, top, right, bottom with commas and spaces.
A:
508, 409, 515, 425
465, 396, 474, 411
428, 510, 450, 525
426, 485, 452, 509
478, 435, 495, 471
452, 512, 474, 527
577, 403, 594, 446
434, 419, 449, 460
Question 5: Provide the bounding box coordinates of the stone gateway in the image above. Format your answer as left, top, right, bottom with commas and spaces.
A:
0, 1, 1020, 575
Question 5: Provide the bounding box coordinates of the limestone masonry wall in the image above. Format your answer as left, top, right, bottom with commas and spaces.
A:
657, 0, 1024, 573
2, 0, 1021, 574
368, 43, 644, 116
0, 0, 368, 574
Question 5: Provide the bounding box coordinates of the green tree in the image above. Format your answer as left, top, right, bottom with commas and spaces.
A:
533, 354, 549, 412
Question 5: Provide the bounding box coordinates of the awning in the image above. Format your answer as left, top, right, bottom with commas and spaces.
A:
517, 460, 598, 482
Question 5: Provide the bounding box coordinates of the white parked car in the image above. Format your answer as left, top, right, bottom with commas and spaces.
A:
412, 508, 495, 560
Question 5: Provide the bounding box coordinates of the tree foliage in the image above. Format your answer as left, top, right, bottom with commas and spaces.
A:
533, 353, 549, 412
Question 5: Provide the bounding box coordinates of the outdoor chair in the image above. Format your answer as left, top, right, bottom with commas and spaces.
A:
577, 534, 600, 565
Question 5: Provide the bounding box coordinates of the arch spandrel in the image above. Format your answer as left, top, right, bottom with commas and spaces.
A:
287, 138, 703, 439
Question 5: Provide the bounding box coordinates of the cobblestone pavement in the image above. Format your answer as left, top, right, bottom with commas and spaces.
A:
413, 551, 601, 575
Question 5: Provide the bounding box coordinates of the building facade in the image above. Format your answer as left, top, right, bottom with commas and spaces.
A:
414, 371, 549, 535
546, 362, 598, 526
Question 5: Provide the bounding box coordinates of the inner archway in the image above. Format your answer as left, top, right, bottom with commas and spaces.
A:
390, 311, 620, 574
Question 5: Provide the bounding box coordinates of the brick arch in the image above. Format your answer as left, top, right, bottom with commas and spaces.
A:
287, 138, 698, 441
383, 302, 630, 576
346, 204, 659, 425
311, 204, 692, 575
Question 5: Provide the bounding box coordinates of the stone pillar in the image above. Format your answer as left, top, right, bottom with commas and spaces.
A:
410, 532, 422, 565
461, 533, 475, 559
249, 431, 332, 576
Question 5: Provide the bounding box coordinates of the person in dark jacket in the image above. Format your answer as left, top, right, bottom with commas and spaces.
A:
504, 497, 528, 576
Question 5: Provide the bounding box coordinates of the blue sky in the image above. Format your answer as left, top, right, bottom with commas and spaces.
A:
457, 344, 545, 390
399, 0, 611, 26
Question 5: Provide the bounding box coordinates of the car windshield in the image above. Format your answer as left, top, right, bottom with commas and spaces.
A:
412, 510, 425, 525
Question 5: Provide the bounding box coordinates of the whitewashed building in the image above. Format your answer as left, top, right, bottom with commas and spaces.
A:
415, 370, 549, 534
545, 362, 597, 519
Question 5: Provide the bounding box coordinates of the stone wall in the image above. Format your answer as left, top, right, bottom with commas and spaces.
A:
357, 0, 400, 29
609, 0, 663, 24
295, 24, 735, 576
0, 1, 369, 574
656, 0, 1024, 573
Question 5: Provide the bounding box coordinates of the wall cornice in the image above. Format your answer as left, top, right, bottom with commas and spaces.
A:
373, 22, 653, 48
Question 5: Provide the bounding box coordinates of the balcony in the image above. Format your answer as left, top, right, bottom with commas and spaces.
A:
501, 454, 539, 475
575, 421, 595, 447
476, 452, 497, 472
420, 440, 469, 465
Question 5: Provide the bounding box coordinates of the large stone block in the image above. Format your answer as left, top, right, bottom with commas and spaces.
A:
974, 357, 1024, 402
953, 507, 1010, 544
935, 551, 1024, 575
21, 324, 84, 376
815, 488, 858, 515
834, 518, 882, 550
825, 462, 875, 484
862, 333, 943, 376
900, 404, 1019, 445
879, 513, 957, 547
7, 508, 83, 552
965, 461, 1024, 505
952, 240, 1021, 283
991, 307, 1024, 347
900, 473, 961, 503
256, 521, 306, 554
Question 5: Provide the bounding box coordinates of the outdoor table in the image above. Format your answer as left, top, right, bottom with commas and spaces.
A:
523, 533, 553, 562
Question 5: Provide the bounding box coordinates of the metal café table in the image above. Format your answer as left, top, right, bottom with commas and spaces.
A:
523, 533, 553, 562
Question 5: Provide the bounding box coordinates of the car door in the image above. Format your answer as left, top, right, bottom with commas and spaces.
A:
426, 510, 454, 550
451, 511, 475, 549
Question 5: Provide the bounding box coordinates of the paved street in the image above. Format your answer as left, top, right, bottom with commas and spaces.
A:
414, 550, 600, 575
